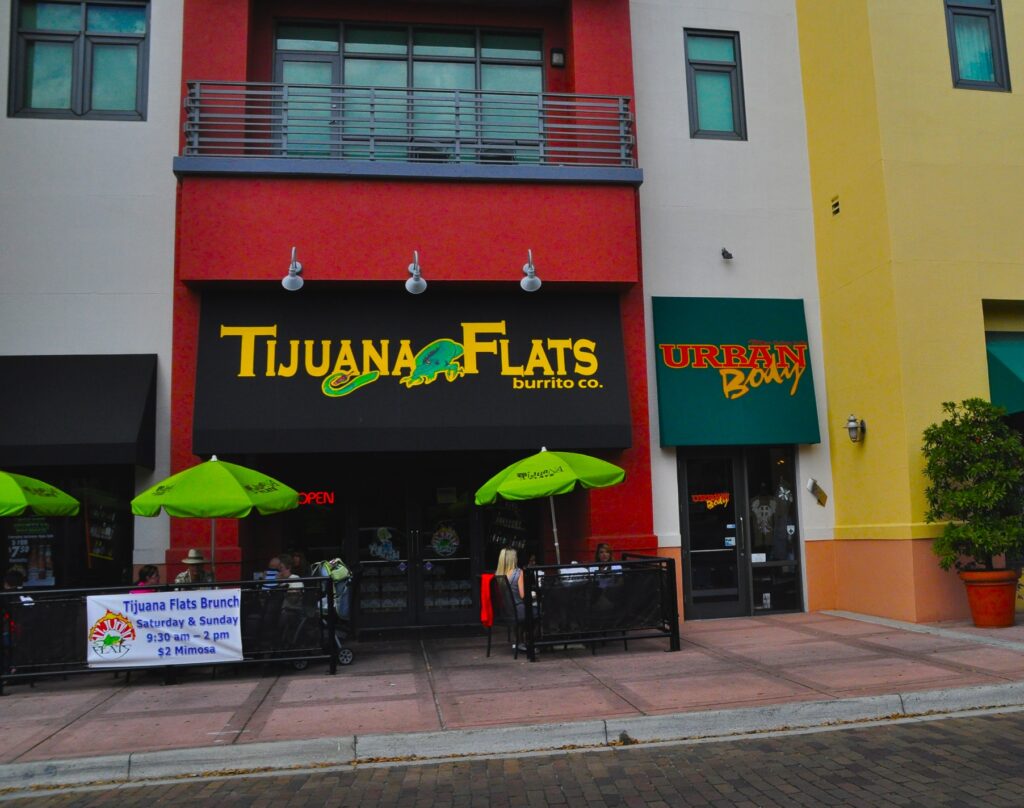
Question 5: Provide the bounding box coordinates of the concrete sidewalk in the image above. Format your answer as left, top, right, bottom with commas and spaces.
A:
4, 611, 1024, 791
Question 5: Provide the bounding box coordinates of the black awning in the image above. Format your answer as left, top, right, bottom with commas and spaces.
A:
193, 290, 632, 454
0, 354, 157, 468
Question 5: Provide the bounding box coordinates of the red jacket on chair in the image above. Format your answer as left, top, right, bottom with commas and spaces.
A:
480, 573, 494, 627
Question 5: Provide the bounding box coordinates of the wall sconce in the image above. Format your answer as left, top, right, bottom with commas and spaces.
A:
845, 414, 866, 443
721, 248, 733, 260
281, 246, 303, 291
521, 249, 542, 292
550, 48, 566, 68
406, 250, 427, 295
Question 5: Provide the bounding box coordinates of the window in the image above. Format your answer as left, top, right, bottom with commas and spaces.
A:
945, 0, 1010, 91
9, 1, 150, 119
273, 23, 543, 160
684, 29, 746, 140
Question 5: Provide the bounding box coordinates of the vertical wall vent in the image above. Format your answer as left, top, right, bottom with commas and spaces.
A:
831, 196, 841, 216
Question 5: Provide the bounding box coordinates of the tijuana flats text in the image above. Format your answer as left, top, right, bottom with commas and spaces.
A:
657, 342, 808, 400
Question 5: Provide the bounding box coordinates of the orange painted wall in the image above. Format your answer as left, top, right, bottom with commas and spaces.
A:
830, 539, 969, 622
804, 541, 837, 612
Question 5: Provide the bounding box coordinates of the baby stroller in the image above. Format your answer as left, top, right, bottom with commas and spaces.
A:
308, 558, 355, 667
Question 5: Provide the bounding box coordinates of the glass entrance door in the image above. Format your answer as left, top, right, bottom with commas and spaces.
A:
680, 453, 748, 619
354, 479, 478, 628
413, 487, 475, 626
679, 447, 803, 620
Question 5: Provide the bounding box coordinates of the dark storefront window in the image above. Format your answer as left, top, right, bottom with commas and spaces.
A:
2, 467, 134, 588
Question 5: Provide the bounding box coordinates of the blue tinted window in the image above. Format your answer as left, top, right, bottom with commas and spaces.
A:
12, 1, 149, 117
684, 30, 745, 140
945, 1, 1009, 90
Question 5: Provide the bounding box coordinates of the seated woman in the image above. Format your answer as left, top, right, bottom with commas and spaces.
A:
131, 565, 160, 594
593, 543, 623, 571
495, 547, 526, 622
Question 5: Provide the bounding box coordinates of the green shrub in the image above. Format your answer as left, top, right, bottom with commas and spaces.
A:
922, 398, 1024, 571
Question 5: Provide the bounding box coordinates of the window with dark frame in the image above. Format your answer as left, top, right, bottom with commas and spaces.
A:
944, 0, 1010, 91
684, 29, 746, 141
8, 0, 150, 120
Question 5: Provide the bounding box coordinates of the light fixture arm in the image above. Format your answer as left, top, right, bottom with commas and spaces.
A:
845, 414, 866, 443
282, 246, 304, 291
406, 250, 427, 294
521, 248, 542, 292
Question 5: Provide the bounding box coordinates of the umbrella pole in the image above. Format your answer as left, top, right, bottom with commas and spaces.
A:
548, 495, 561, 565
210, 518, 216, 576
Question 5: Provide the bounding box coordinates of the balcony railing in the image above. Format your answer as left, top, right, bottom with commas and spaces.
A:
182, 81, 637, 169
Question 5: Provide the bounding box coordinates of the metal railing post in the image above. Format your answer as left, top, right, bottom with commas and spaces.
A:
537, 94, 546, 164
665, 557, 681, 651
183, 82, 201, 155
524, 567, 537, 662
618, 97, 630, 167
0, 594, 7, 697
326, 578, 338, 676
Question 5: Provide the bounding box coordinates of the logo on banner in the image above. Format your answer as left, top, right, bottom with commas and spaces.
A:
691, 492, 731, 510
219, 321, 603, 398
88, 610, 137, 658
657, 341, 808, 401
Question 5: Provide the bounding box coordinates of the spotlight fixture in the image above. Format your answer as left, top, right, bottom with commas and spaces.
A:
521, 249, 542, 292
845, 414, 866, 443
406, 250, 427, 295
721, 248, 733, 260
282, 246, 303, 291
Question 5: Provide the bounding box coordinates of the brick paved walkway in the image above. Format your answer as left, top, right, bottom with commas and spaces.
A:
7, 710, 1024, 807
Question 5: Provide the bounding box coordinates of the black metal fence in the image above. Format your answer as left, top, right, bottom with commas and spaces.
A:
0, 577, 345, 694
521, 554, 680, 660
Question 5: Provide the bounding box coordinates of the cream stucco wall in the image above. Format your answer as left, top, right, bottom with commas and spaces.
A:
0, 1, 183, 563
631, 0, 835, 610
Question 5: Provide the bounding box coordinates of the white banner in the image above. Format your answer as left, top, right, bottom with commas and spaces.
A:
86, 589, 243, 668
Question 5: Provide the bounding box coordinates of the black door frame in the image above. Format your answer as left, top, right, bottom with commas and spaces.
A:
678, 448, 751, 620
678, 446, 805, 620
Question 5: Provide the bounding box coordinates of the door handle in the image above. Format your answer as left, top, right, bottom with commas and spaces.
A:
737, 516, 746, 558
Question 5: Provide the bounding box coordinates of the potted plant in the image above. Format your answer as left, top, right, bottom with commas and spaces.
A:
922, 398, 1024, 627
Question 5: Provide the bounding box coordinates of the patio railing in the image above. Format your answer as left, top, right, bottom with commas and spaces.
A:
0, 577, 344, 694
182, 81, 637, 168
521, 554, 680, 660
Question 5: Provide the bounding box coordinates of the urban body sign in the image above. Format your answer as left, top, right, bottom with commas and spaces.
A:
652, 297, 821, 446
194, 291, 632, 453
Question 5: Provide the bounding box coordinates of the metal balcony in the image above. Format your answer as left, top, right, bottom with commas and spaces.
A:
181, 81, 637, 170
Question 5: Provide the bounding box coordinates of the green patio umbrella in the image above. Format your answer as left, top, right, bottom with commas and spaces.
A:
474, 447, 625, 564
0, 470, 80, 517
131, 455, 299, 570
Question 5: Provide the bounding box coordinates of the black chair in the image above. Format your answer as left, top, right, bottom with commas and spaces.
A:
486, 575, 523, 660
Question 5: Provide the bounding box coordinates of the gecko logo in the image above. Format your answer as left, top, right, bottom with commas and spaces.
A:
88, 610, 136, 658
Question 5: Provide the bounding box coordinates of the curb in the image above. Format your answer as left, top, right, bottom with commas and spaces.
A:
4, 681, 1024, 792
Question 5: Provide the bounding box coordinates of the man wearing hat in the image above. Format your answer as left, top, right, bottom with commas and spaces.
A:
174, 548, 215, 585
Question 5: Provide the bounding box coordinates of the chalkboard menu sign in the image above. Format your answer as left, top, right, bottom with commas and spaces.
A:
5, 516, 55, 587
484, 502, 541, 569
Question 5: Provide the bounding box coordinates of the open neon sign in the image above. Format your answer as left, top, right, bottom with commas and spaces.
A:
298, 491, 335, 506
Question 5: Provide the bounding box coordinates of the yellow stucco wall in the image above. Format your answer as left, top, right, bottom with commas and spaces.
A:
797, 0, 1024, 620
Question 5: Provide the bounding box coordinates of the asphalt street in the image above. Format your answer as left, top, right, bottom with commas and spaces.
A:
5, 709, 1024, 807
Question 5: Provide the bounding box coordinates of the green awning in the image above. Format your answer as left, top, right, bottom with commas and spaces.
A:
652, 297, 820, 446
987, 336, 1024, 416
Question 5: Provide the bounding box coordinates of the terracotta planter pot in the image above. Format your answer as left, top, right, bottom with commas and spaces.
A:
959, 569, 1019, 628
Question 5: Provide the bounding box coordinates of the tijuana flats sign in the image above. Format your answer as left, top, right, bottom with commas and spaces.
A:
219, 321, 605, 398
657, 341, 808, 400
